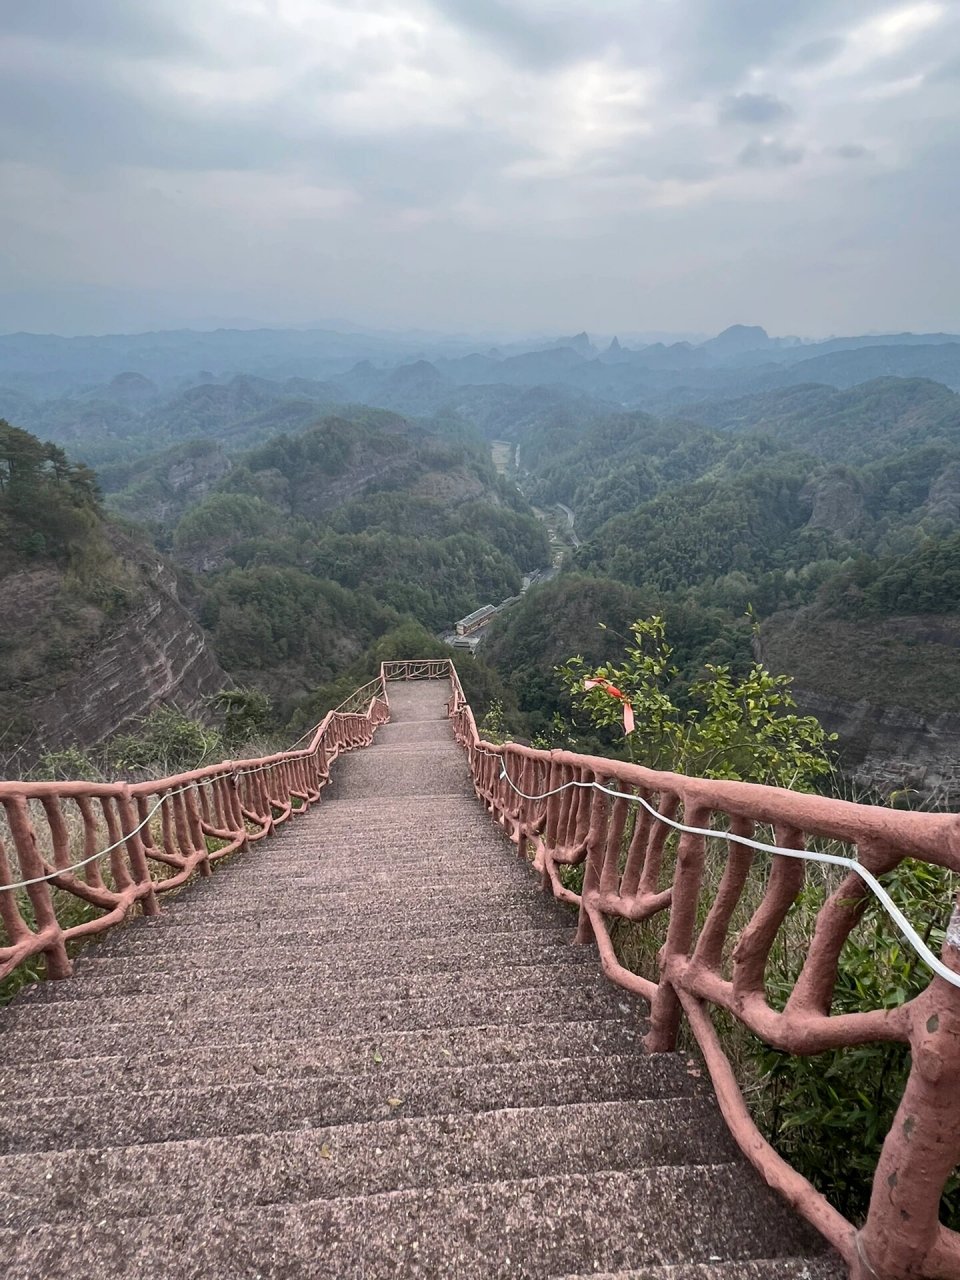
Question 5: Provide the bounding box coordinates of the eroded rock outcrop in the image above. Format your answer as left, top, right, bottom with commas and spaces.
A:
760, 609, 960, 806
1, 538, 228, 771
29, 563, 227, 758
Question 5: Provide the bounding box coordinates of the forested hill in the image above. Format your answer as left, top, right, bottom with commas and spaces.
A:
482, 373, 960, 804
4, 323, 960, 477
0, 408, 551, 763
168, 411, 550, 713
683, 378, 960, 462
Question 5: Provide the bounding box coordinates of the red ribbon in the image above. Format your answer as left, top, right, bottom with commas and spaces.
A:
584, 679, 635, 735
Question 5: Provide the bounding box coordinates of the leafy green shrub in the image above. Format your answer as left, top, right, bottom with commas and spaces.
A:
34, 747, 102, 781
104, 707, 222, 775
209, 687, 273, 749
559, 615, 835, 787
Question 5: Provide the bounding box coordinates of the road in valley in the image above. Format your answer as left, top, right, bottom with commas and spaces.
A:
555, 502, 580, 548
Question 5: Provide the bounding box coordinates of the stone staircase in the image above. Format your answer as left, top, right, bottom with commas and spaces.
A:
0, 683, 844, 1278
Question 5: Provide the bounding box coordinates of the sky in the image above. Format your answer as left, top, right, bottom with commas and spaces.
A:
0, 0, 958, 338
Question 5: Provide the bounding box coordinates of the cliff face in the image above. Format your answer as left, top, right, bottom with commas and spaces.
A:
1, 540, 228, 773
790, 689, 960, 806
30, 564, 227, 758
759, 609, 960, 806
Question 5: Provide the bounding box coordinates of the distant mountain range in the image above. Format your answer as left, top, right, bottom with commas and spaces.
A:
1, 323, 959, 401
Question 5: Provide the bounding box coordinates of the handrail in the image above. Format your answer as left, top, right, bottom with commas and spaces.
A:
440, 658, 960, 1280
0, 677, 393, 988
4, 656, 958, 1280
483, 747, 960, 991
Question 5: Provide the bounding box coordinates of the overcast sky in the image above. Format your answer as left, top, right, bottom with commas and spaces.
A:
1, 0, 958, 337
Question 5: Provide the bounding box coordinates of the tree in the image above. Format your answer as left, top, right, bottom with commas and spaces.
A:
558, 616, 836, 790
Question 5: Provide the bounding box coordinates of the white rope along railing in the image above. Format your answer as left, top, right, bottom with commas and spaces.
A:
2, 717, 366, 892
482, 746, 960, 992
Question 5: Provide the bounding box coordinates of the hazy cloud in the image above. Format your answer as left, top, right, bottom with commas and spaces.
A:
719, 92, 794, 125
830, 142, 873, 159
0, 0, 958, 336
790, 36, 847, 67
738, 139, 806, 168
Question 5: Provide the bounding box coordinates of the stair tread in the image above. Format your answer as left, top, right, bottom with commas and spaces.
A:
0, 1017, 642, 1096
3, 961, 616, 1028
1, 982, 642, 1065
0, 1052, 702, 1155
0, 1167, 832, 1280
555, 1263, 844, 1279
0, 1097, 736, 1228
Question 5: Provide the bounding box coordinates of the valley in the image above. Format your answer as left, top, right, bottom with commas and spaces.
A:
2, 321, 959, 805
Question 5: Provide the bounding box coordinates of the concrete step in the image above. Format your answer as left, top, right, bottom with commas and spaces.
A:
20, 940, 596, 1002
134, 893, 563, 934
372, 722, 454, 744
0, 1165, 831, 1279
0, 1053, 701, 1155
4, 962, 610, 1030
80, 920, 577, 965
61, 921, 580, 969
0, 1097, 736, 1228
555, 1263, 843, 1280
0, 1017, 642, 1098
324, 750, 473, 799
110, 898, 575, 941
0, 983, 643, 1064
78, 909, 578, 955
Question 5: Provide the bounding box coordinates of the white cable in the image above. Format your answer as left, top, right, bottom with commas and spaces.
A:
484, 751, 960, 991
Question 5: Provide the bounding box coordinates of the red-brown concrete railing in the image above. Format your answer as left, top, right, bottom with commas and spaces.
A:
5, 655, 959, 1279
440, 659, 960, 1280
0, 680, 391, 988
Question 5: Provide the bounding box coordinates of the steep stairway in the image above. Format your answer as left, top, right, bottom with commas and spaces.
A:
0, 683, 844, 1278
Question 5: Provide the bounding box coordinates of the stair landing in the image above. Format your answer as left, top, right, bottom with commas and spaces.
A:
0, 682, 844, 1278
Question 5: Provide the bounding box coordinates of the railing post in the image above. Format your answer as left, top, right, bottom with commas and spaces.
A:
119, 787, 160, 914
575, 776, 607, 944
3, 796, 72, 980
645, 802, 710, 1053
854, 905, 960, 1280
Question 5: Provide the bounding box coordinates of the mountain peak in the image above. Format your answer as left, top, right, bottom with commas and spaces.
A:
703, 324, 771, 353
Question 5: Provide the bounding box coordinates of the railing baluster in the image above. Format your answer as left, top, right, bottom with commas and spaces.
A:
0, 829, 30, 945
3, 796, 71, 979
646, 803, 711, 1053
119, 788, 159, 915
732, 824, 807, 1007
692, 815, 755, 974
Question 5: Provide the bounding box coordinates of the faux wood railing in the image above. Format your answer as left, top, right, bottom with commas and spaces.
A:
4, 657, 958, 1280
442, 661, 960, 1280
0, 674, 407, 986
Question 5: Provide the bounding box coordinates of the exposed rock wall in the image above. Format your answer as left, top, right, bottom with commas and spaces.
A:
791, 688, 960, 807
759, 609, 960, 807
30, 574, 227, 757
2, 545, 229, 772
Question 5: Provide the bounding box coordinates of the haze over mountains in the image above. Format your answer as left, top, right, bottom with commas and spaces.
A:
2, 318, 960, 805
3, 322, 960, 470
